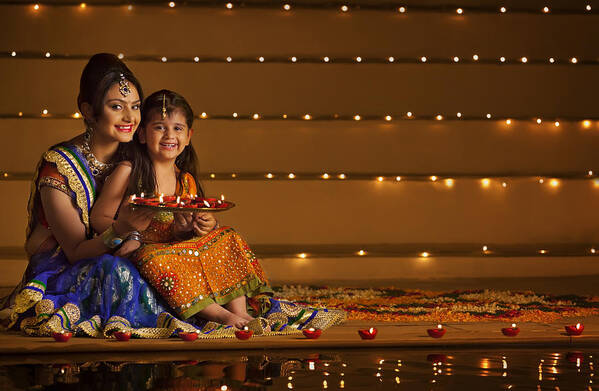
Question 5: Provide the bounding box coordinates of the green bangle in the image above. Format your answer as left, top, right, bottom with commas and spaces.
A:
101, 225, 124, 249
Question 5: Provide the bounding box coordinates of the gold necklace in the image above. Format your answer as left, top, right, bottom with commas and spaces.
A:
80, 131, 114, 178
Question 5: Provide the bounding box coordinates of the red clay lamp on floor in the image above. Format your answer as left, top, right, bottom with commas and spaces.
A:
235, 326, 253, 340
358, 327, 377, 340
302, 327, 322, 339
52, 330, 72, 342
502, 323, 520, 337
565, 323, 584, 336
427, 324, 446, 338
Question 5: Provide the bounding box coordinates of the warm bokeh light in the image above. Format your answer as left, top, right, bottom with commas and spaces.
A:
456, 112, 462, 118
521, 57, 527, 63
406, 111, 413, 117
200, 112, 207, 118
377, 176, 384, 182
357, 250, 366, 256
456, 8, 463, 14
536, 118, 542, 124
33, 4, 40, 10
571, 57, 578, 64
226, 2, 233, 9
549, 179, 560, 187
395, 176, 402, 181
283, 4, 291, 10
266, 173, 273, 179
420, 252, 430, 258
500, 6, 507, 13
297, 253, 307, 259
288, 173, 295, 179
583, 120, 591, 128
80, 3, 86, 8
543, 6, 550, 13
481, 178, 491, 187
445, 178, 454, 187
506, 119, 512, 125
338, 173, 346, 179
322, 173, 330, 179
169, 1, 175, 7
554, 121, 560, 127
354, 115, 361, 121
436, 114, 443, 120
430, 175, 438, 182
399, 6, 406, 13
252, 113, 259, 119
421, 56, 427, 62
385, 115, 392, 121
473, 54, 479, 61
303, 114, 311, 120
341, 5, 348, 12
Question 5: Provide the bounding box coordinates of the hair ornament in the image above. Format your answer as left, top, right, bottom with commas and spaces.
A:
161, 94, 167, 119
118, 73, 131, 97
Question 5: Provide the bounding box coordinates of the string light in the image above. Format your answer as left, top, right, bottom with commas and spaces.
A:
481, 178, 491, 187
33, 4, 39, 10
283, 3, 291, 11
398, 6, 406, 13
200, 112, 207, 119
232, 112, 238, 118
554, 121, 560, 127
10, 51, 16, 57
500, 6, 507, 13
338, 173, 346, 179
127, 4, 132, 10
79, 2, 86, 8
42, 109, 48, 115
406, 111, 413, 118
395, 176, 402, 181
358, 250, 366, 256
258, 56, 265, 62
161, 56, 167, 62
118, 53, 124, 59
543, 6, 550, 13
252, 113, 259, 120
354, 115, 361, 121
377, 176, 384, 182
486, 113, 492, 119
322, 173, 330, 179
304, 114, 311, 120
506, 119, 512, 125
385, 115, 392, 121
168, 1, 175, 7
340, 5, 348, 12
435, 114, 443, 120
226, 2, 233, 9
6, 51, 595, 65
288, 173, 295, 179
430, 175, 438, 182
457, 112, 462, 118
586, 5, 592, 11
456, 8, 463, 14
536, 118, 542, 124
266, 173, 273, 179
45, 52, 51, 58
583, 120, 592, 128
549, 179, 560, 187
420, 252, 430, 258
297, 253, 307, 259
445, 178, 454, 187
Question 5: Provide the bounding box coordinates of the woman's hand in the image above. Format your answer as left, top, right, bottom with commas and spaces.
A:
173, 212, 194, 238
192, 212, 217, 236
114, 239, 141, 257
114, 196, 155, 235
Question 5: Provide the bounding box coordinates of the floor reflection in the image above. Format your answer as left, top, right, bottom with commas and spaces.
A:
0, 349, 596, 390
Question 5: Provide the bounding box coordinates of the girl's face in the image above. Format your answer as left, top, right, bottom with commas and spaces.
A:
139, 108, 192, 163
91, 81, 141, 144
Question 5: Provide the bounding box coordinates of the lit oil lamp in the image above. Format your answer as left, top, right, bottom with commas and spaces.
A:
178, 331, 199, 341
358, 327, 377, 340
159, 193, 164, 203
114, 330, 132, 341
565, 323, 584, 336
501, 323, 520, 337
427, 324, 446, 338
302, 327, 322, 339
235, 326, 253, 340
52, 330, 72, 342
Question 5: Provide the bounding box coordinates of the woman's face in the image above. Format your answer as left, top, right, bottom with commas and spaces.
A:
139, 108, 192, 163
92, 81, 141, 143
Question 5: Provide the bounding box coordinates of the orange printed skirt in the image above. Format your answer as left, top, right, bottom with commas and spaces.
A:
132, 227, 273, 319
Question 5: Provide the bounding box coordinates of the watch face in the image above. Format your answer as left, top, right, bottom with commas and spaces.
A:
111, 238, 123, 247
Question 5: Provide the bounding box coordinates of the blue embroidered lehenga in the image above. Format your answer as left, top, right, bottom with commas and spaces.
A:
1, 142, 345, 339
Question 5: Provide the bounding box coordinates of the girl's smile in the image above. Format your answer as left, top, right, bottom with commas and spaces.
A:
139, 109, 193, 162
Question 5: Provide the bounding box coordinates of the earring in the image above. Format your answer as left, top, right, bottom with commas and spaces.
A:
84, 125, 94, 141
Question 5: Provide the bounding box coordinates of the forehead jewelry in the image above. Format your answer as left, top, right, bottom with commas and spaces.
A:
118, 73, 131, 97
161, 94, 167, 119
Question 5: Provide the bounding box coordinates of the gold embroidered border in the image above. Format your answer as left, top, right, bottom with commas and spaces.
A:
43, 149, 93, 232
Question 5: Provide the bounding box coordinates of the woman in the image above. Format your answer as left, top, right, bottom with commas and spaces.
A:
0, 53, 198, 338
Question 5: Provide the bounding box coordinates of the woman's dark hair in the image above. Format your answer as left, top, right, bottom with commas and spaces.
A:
78, 53, 143, 162
127, 89, 204, 197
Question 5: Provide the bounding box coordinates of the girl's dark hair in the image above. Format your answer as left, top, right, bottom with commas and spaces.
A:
78, 53, 143, 162
128, 89, 204, 197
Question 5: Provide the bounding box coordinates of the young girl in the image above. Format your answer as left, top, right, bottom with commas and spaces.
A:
91, 90, 272, 329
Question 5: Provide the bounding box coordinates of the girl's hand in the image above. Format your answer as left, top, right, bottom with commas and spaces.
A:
114, 239, 141, 257
192, 212, 217, 236
114, 196, 155, 235
173, 212, 194, 237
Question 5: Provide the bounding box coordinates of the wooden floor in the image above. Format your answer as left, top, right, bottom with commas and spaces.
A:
2, 318, 599, 359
